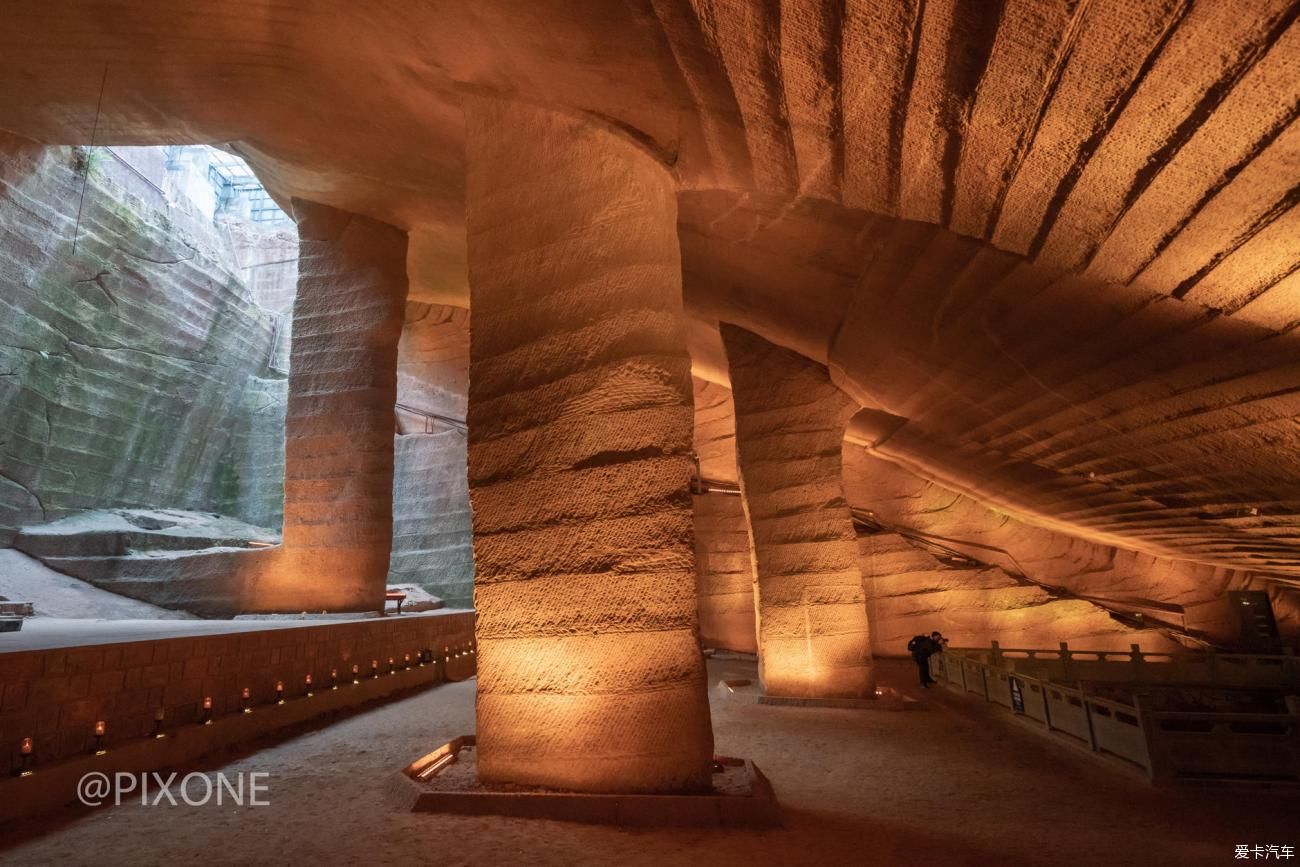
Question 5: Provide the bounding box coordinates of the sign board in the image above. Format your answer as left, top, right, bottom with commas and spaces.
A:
1009, 676, 1025, 714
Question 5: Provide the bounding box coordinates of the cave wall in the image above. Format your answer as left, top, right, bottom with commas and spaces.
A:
0, 134, 285, 543
389, 301, 474, 607
844, 445, 1300, 650
859, 532, 1181, 655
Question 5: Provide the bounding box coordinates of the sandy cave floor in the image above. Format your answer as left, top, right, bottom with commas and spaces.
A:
2, 658, 1296, 867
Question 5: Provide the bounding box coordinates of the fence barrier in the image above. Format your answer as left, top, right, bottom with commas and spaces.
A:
930, 643, 1300, 786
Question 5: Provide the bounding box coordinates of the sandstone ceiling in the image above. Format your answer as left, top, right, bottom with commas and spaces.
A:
0, 0, 1297, 581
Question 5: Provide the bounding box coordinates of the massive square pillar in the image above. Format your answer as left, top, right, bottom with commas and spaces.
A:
464, 96, 714, 793
721, 324, 874, 698
255, 200, 408, 612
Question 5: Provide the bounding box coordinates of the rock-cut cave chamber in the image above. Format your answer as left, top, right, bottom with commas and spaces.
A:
0, 1, 1298, 863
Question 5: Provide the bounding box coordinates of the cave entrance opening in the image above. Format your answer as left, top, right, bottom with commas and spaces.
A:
0, 141, 297, 625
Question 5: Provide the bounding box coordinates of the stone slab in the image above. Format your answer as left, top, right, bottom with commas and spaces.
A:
406, 736, 779, 828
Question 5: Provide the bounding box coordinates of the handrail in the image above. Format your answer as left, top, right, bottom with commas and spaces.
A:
395, 403, 467, 434
103, 147, 168, 200
1149, 710, 1298, 722
944, 642, 1297, 666
932, 647, 1300, 785
693, 477, 741, 496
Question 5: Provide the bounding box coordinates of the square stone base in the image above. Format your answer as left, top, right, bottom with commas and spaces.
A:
758, 685, 915, 711
404, 736, 779, 827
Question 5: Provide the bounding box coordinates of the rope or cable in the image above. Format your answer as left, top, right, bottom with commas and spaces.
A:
71, 66, 109, 257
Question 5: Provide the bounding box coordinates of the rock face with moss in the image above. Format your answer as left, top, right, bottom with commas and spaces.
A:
389, 302, 474, 608
0, 134, 286, 544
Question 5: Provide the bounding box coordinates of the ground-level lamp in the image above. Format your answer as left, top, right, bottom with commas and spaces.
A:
275, 681, 285, 705
201, 696, 213, 725
403, 653, 412, 671
388, 657, 397, 676
93, 720, 107, 755
330, 668, 339, 691
351, 664, 360, 685
152, 708, 167, 739
242, 686, 253, 713
304, 673, 314, 697
15, 736, 33, 776
371, 660, 380, 679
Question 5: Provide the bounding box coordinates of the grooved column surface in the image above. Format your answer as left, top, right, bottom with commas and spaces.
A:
693, 491, 759, 653
259, 200, 408, 613
464, 97, 713, 794
722, 324, 874, 698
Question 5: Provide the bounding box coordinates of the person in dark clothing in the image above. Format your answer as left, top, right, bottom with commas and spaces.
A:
907, 633, 941, 687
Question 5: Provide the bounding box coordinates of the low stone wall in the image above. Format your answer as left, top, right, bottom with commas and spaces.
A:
0, 611, 474, 773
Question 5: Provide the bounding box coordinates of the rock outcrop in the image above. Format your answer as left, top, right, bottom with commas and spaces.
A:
14, 509, 276, 617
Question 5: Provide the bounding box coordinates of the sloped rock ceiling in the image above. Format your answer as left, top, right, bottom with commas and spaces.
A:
0, 1, 1296, 591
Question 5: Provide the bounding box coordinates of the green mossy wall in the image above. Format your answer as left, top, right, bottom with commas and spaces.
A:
0, 137, 286, 542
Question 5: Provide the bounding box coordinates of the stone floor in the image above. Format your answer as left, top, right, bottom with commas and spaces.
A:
1, 659, 1295, 866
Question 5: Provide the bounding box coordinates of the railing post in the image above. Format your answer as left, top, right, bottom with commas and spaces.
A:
1133, 694, 1162, 783
1080, 683, 1098, 752
1285, 694, 1300, 783
1059, 641, 1073, 680
1040, 677, 1053, 731
990, 640, 1003, 668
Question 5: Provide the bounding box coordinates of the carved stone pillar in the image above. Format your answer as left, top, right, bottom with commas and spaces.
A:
255, 200, 408, 612
464, 96, 714, 793
721, 324, 874, 698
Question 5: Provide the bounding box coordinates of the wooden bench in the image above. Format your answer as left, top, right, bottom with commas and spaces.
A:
385, 591, 408, 614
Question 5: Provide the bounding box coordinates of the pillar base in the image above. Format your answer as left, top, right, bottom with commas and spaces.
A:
404, 737, 779, 827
